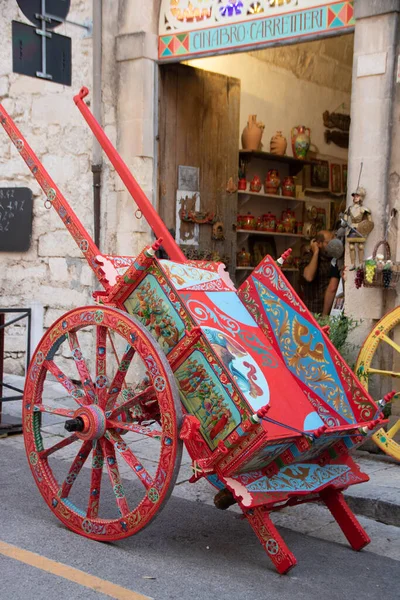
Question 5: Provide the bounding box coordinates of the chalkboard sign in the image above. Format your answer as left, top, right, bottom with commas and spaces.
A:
0, 188, 33, 252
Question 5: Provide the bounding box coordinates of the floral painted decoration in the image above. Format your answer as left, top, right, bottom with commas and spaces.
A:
248, 1, 263, 13
219, 1, 244, 17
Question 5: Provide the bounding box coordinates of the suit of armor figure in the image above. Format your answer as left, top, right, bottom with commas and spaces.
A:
343, 187, 374, 268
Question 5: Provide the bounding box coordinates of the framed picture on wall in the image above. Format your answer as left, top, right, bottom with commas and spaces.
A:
311, 159, 329, 188
330, 163, 342, 193
342, 164, 348, 193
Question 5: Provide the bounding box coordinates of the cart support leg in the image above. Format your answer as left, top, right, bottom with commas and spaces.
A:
245, 506, 297, 574
320, 488, 370, 551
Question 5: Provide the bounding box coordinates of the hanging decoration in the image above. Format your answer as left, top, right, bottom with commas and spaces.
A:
219, 0, 244, 17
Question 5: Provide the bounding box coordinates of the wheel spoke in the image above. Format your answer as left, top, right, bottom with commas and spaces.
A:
381, 334, 400, 354
95, 326, 108, 406
36, 405, 75, 418
103, 345, 136, 412
39, 434, 78, 459
68, 331, 97, 404
367, 368, 400, 378
108, 385, 156, 419
105, 430, 153, 490
59, 441, 92, 499
100, 438, 130, 517
106, 419, 162, 439
87, 441, 104, 518
44, 360, 90, 406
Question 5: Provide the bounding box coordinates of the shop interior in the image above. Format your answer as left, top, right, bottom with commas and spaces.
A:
158, 33, 353, 294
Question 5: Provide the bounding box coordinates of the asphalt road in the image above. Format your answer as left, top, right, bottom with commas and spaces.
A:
0, 442, 399, 600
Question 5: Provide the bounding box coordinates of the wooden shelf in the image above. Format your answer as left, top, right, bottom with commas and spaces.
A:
239, 150, 312, 167
304, 187, 346, 197
236, 266, 299, 272
238, 190, 307, 202
237, 229, 304, 238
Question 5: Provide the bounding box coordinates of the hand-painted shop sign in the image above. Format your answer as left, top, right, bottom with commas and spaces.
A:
159, 1, 354, 61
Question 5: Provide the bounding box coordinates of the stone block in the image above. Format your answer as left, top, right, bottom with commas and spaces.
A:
38, 230, 83, 258
49, 257, 69, 282
31, 95, 78, 127
116, 32, 158, 62
0, 75, 9, 98
34, 285, 91, 309
44, 307, 68, 328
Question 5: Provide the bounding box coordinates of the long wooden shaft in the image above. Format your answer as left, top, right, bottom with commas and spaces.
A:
73, 87, 185, 263
0, 103, 110, 287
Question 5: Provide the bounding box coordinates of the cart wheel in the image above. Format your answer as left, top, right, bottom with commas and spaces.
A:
23, 306, 183, 540
355, 307, 400, 460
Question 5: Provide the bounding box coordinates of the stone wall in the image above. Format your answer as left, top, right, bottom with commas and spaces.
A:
0, 0, 95, 374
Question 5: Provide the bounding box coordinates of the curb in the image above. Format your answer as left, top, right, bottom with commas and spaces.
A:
344, 493, 400, 528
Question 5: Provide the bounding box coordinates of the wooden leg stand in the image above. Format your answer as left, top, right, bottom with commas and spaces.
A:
245, 506, 297, 574
320, 488, 370, 551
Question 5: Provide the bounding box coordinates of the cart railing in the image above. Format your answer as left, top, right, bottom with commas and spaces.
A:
0, 308, 31, 434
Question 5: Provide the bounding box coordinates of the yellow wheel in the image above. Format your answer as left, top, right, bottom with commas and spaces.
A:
355, 307, 400, 460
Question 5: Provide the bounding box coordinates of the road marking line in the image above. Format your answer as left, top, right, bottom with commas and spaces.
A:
0, 540, 152, 600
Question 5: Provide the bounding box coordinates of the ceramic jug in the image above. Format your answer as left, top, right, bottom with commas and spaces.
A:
270, 131, 287, 156
291, 126, 311, 160
241, 115, 265, 151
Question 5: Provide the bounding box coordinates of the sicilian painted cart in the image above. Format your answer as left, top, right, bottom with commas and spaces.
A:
0, 89, 392, 574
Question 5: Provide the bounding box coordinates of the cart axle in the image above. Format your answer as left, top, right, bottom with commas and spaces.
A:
65, 417, 85, 432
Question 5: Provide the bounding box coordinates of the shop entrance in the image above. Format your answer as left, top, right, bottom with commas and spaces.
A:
158, 63, 240, 277
158, 33, 352, 302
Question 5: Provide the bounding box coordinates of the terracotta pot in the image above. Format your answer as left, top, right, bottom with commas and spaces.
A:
241, 115, 265, 151
264, 169, 280, 195
282, 176, 296, 197
270, 131, 287, 156
291, 125, 311, 160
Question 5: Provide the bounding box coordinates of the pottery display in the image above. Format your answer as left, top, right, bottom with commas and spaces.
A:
270, 131, 287, 156
276, 220, 284, 233
237, 247, 251, 267
264, 169, 280, 195
261, 212, 276, 232
282, 176, 296, 198
241, 115, 265, 151
291, 125, 311, 160
240, 212, 256, 230
250, 175, 262, 192
238, 178, 247, 190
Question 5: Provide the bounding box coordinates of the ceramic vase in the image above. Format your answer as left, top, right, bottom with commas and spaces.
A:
282, 176, 296, 198
291, 125, 311, 160
241, 115, 265, 151
264, 169, 280, 195
270, 131, 287, 156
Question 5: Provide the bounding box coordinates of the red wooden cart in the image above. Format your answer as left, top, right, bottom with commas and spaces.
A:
0, 88, 390, 574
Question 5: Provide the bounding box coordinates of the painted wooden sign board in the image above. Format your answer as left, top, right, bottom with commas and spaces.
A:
0, 187, 33, 252
159, 0, 355, 61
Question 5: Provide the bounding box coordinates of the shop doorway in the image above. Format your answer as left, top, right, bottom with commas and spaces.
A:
158, 35, 353, 295
158, 64, 240, 276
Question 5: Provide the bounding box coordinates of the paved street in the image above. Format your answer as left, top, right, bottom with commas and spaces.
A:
1, 375, 400, 599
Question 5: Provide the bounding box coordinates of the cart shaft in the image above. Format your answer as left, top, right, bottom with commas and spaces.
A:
74, 87, 185, 263
0, 103, 109, 286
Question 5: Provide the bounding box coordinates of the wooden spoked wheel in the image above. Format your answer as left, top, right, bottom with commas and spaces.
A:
23, 306, 183, 540
355, 307, 400, 460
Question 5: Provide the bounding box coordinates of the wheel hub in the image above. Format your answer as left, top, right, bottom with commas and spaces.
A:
65, 405, 106, 440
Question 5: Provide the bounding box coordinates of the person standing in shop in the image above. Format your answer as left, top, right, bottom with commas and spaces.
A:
299, 230, 335, 315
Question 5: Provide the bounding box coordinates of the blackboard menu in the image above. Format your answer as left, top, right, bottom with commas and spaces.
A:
0, 188, 33, 252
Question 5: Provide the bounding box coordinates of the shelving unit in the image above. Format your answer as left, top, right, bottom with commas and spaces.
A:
235, 150, 314, 291
237, 229, 303, 238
